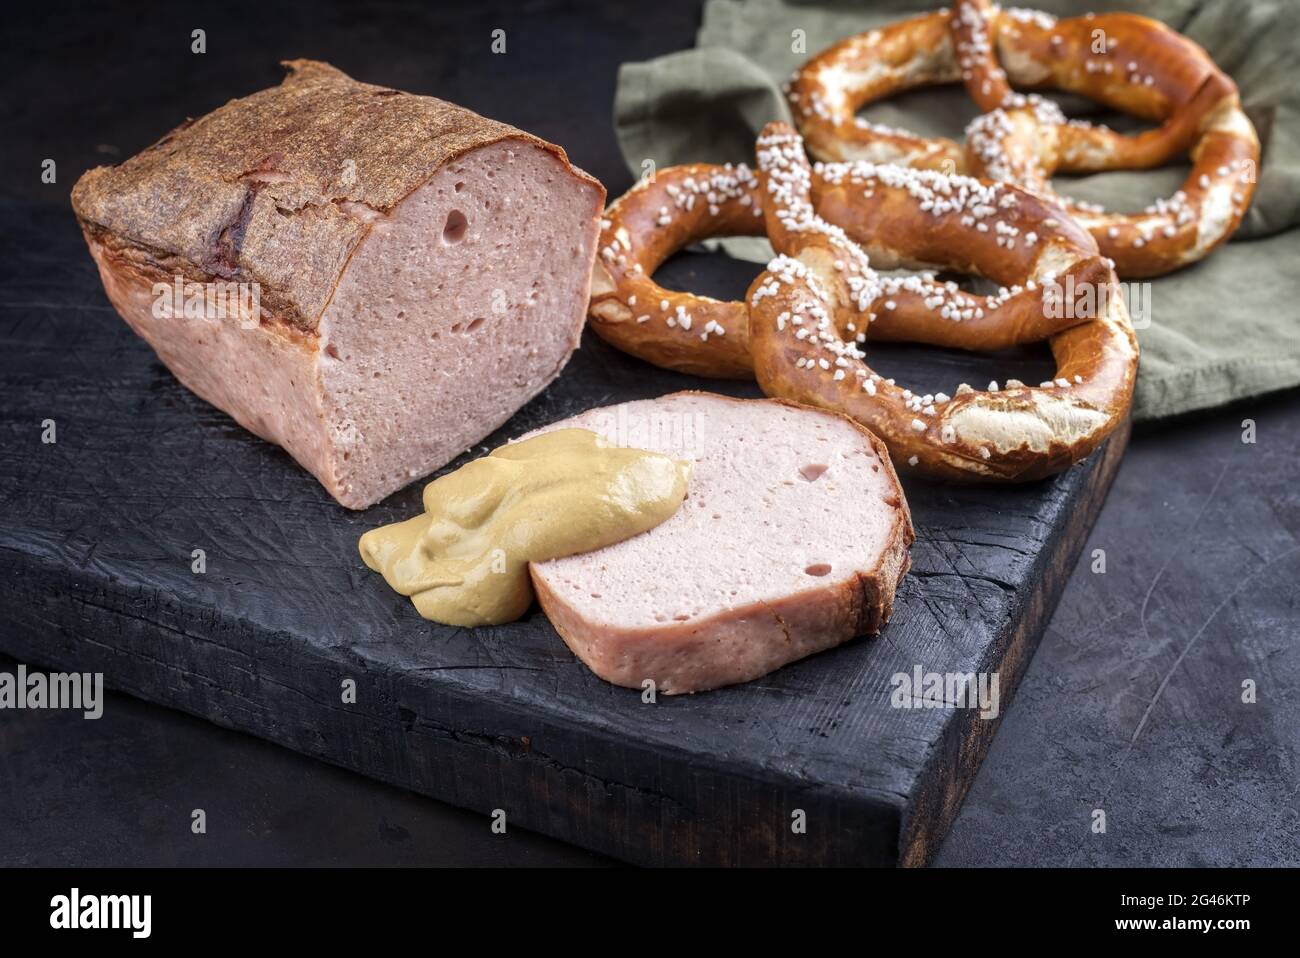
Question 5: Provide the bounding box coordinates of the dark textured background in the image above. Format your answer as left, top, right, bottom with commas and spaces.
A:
1, 0, 1297, 866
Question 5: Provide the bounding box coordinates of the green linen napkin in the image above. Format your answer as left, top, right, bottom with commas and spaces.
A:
614, 0, 1300, 420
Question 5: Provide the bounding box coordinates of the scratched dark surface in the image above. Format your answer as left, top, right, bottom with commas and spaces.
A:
0, 194, 1127, 865
4, 391, 1296, 867
1, 0, 1295, 867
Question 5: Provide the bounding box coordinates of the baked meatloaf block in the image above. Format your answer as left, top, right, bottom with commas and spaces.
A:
529, 392, 915, 693
71, 60, 605, 508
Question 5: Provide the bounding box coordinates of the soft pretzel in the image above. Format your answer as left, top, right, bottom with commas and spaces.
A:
744, 122, 1137, 482
590, 158, 1115, 380
788, 4, 1260, 277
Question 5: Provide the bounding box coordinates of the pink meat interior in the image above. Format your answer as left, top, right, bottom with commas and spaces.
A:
319, 139, 602, 503
532, 394, 903, 626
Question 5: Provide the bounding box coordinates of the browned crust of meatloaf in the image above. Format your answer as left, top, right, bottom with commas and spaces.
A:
530, 393, 915, 694
70, 59, 604, 334
78, 224, 316, 350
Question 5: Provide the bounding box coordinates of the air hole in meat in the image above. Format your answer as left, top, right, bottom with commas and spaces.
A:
804, 563, 833, 577
442, 209, 468, 244
324, 344, 340, 360
799, 463, 828, 482
454, 181, 465, 193
465, 317, 484, 333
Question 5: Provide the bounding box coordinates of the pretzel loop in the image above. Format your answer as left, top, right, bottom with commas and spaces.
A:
588, 165, 765, 378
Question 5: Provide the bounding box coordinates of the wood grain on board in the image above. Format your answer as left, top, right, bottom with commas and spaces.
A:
0, 204, 1127, 865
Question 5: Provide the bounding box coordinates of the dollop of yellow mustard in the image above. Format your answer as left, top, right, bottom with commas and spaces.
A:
358, 429, 690, 627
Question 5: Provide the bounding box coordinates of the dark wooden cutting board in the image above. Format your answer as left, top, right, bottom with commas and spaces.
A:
0, 201, 1128, 866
